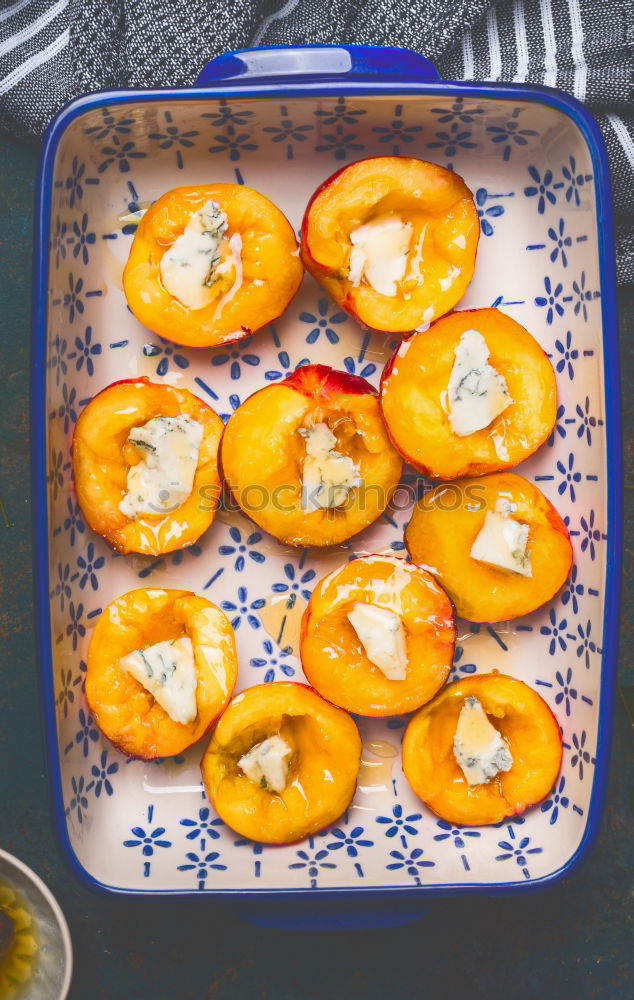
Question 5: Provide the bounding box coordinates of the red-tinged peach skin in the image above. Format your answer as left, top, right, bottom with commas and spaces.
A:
86, 589, 238, 759
300, 555, 455, 716
72, 378, 223, 556
220, 364, 403, 546
201, 682, 362, 844
405, 472, 573, 623
380, 308, 557, 479
123, 185, 303, 348
402, 673, 563, 826
301, 157, 479, 333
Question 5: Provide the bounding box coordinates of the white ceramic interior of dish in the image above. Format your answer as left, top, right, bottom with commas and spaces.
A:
42, 92, 606, 893
0, 849, 72, 997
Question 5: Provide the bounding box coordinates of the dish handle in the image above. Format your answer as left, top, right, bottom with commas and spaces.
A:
232, 897, 429, 930
195, 44, 440, 86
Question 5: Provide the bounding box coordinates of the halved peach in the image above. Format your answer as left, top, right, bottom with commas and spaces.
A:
402, 673, 562, 826
380, 308, 557, 479
220, 364, 403, 546
405, 472, 572, 623
201, 682, 361, 844
72, 378, 223, 556
301, 157, 479, 333
86, 589, 238, 759
123, 185, 303, 348
300, 555, 455, 716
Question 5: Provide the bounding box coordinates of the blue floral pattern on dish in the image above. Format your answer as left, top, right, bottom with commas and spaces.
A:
540, 777, 570, 825
250, 639, 295, 683
524, 165, 561, 213
562, 156, 592, 206
76, 542, 105, 591
272, 564, 315, 605
300, 298, 347, 345
263, 105, 314, 160
211, 339, 260, 380
218, 526, 265, 571
142, 339, 189, 376
69, 326, 102, 376
98, 134, 147, 173
386, 849, 434, 885
289, 847, 337, 888
149, 111, 199, 169
87, 750, 119, 798
65, 776, 88, 824
178, 851, 227, 889
486, 108, 538, 161
495, 836, 542, 879
46, 93, 606, 895
221, 586, 265, 630
180, 807, 224, 843
372, 103, 423, 155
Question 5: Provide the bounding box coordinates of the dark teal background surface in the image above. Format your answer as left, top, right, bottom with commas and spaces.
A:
0, 132, 632, 999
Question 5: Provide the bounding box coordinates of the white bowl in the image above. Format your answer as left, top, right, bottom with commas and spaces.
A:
0, 849, 72, 999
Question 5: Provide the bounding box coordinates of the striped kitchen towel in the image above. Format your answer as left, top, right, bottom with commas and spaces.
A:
0, 0, 632, 281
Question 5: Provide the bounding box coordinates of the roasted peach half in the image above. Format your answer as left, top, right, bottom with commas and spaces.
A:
123, 184, 303, 348
402, 673, 562, 826
300, 555, 455, 716
86, 589, 238, 759
72, 378, 223, 556
201, 682, 361, 844
380, 308, 557, 479
301, 157, 479, 333
220, 364, 403, 546
405, 472, 573, 623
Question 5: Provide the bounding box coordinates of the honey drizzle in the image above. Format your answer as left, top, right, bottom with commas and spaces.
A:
357, 739, 398, 794
259, 592, 306, 657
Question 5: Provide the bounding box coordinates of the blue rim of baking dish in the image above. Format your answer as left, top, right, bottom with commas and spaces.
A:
31, 46, 621, 912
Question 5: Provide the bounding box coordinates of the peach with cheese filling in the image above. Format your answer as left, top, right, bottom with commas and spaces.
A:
405, 472, 573, 623
301, 157, 479, 333
72, 378, 223, 556
220, 364, 403, 547
300, 555, 455, 716
201, 682, 362, 844
380, 308, 557, 479
86, 589, 238, 759
123, 184, 303, 348
402, 673, 562, 826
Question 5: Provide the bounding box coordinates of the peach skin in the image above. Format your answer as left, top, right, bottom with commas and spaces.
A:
405, 472, 573, 623
301, 157, 479, 333
380, 308, 557, 480
220, 364, 403, 546
123, 184, 303, 348
201, 682, 362, 844
301, 555, 455, 716
86, 589, 238, 760
72, 378, 223, 556
402, 673, 562, 826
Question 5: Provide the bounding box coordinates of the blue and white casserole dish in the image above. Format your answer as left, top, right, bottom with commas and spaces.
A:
32, 45, 621, 912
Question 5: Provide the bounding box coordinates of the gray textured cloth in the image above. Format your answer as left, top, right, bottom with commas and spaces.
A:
1, 0, 632, 281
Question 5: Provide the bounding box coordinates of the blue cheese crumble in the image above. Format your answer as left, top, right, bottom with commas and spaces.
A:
470, 497, 532, 577
447, 330, 513, 436
453, 695, 513, 786
347, 602, 408, 680
299, 422, 362, 513
348, 214, 413, 297
159, 200, 231, 310
119, 414, 203, 519
238, 735, 292, 793
119, 636, 197, 725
